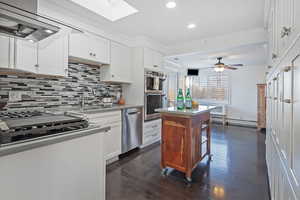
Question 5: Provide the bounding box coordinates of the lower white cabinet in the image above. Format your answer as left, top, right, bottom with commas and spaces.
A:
0, 132, 106, 200
88, 111, 122, 163
143, 119, 161, 147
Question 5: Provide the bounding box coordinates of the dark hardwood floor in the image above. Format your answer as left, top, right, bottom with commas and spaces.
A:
106, 125, 270, 200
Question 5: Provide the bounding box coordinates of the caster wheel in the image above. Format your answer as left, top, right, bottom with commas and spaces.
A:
161, 168, 168, 176
186, 177, 192, 183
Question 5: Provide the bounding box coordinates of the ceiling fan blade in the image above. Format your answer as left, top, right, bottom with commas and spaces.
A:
198, 67, 215, 70
224, 66, 238, 70
230, 64, 244, 67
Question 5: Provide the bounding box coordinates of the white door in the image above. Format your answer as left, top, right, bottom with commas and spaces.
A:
109, 42, 132, 82
282, 64, 293, 166
69, 33, 110, 64
38, 30, 69, 76
0, 35, 12, 68
91, 36, 110, 65
15, 39, 38, 73
104, 123, 122, 160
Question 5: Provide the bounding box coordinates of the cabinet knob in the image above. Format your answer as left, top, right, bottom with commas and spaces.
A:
112, 74, 115, 78
272, 53, 278, 60
281, 27, 292, 38
90, 53, 93, 56
284, 99, 292, 104
283, 66, 292, 72
93, 53, 96, 57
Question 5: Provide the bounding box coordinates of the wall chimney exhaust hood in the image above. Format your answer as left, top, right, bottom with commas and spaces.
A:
0, 1, 60, 42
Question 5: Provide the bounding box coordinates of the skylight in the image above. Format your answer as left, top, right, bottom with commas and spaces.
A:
70, 0, 138, 21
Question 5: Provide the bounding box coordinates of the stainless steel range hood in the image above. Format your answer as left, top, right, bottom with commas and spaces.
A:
0, 0, 60, 42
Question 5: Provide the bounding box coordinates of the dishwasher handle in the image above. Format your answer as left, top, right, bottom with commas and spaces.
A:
127, 111, 141, 115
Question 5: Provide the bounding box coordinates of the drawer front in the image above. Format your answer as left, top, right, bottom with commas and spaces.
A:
88, 111, 121, 126
144, 119, 162, 131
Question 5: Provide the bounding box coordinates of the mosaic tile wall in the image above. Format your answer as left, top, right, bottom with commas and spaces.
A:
0, 63, 122, 110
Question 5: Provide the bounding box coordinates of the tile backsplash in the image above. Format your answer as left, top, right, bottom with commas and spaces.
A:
0, 63, 122, 110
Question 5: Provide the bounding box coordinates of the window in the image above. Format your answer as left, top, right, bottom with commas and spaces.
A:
187, 72, 230, 103
166, 71, 230, 105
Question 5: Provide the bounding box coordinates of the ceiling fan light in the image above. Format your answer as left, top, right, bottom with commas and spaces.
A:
214, 67, 224, 72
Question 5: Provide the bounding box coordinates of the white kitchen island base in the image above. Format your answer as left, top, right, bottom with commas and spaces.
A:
0, 129, 106, 200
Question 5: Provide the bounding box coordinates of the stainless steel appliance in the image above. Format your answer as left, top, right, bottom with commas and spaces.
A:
0, 1, 60, 41
145, 92, 165, 121
144, 70, 166, 121
121, 107, 142, 153
0, 110, 89, 145
145, 71, 166, 93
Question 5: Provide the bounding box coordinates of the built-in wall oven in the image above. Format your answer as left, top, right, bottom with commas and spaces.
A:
145, 92, 164, 121
144, 71, 166, 121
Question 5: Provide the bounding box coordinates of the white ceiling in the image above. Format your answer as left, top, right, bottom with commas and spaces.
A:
167, 43, 268, 68
107, 0, 265, 45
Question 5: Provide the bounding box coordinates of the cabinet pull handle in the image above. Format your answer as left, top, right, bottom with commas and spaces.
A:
281, 27, 292, 38
283, 66, 291, 72
284, 99, 292, 104
273, 77, 277, 81
274, 97, 278, 100
153, 65, 158, 68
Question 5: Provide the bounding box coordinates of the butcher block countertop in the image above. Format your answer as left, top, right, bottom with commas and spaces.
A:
155, 105, 216, 116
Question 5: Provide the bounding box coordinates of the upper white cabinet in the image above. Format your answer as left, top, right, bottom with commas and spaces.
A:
69, 33, 110, 65
38, 30, 69, 76
14, 29, 70, 76
0, 35, 14, 68
100, 41, 132, 83
15, 39, 38, 73
268, 0, 300, 64
144, 48, 164, 71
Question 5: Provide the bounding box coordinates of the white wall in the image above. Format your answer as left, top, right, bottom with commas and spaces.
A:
227, 65, 266, 124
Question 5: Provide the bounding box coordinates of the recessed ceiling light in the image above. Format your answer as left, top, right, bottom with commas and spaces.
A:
166, 1, 176, 8
187, 23, 196, 29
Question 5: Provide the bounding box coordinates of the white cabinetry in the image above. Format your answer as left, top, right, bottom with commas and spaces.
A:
14, 30, 69, 76
15, 39, 38, 73
0, 132, 106, 200
142, 119, 161, 147
100, 42, 132, 83
266, 1, 300, 198
0, 35, 14, 68
38, 31, 69, 76
69, 33, 110, 65
144, 48, 164, 71
88, 111, 122, 163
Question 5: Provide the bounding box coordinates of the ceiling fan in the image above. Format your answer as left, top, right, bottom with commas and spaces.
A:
201, 57, 244, 72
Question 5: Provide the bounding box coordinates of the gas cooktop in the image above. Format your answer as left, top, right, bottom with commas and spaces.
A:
0, 110, 89, 145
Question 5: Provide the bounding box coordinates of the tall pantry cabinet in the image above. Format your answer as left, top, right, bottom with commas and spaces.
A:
265, 0, 300, 199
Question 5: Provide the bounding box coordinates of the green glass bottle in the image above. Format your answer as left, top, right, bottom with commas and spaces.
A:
177, 88, 184, 110
185, 88, 192, 109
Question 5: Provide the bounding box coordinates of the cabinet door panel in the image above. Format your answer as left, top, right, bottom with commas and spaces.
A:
292, 55, 300, 189
110, 42, 132, 82
92, 36, 110, 65
15, 39, 38, 73
38, 31, 69, 76
69, 33, 90, 61
104, 124, 121, 160
0, 35, 10, 68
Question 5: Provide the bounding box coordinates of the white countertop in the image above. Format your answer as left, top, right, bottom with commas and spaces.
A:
155, 105, 217, 116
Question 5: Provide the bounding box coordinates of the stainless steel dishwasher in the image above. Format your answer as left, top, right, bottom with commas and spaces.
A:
122, 107, 143, 153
